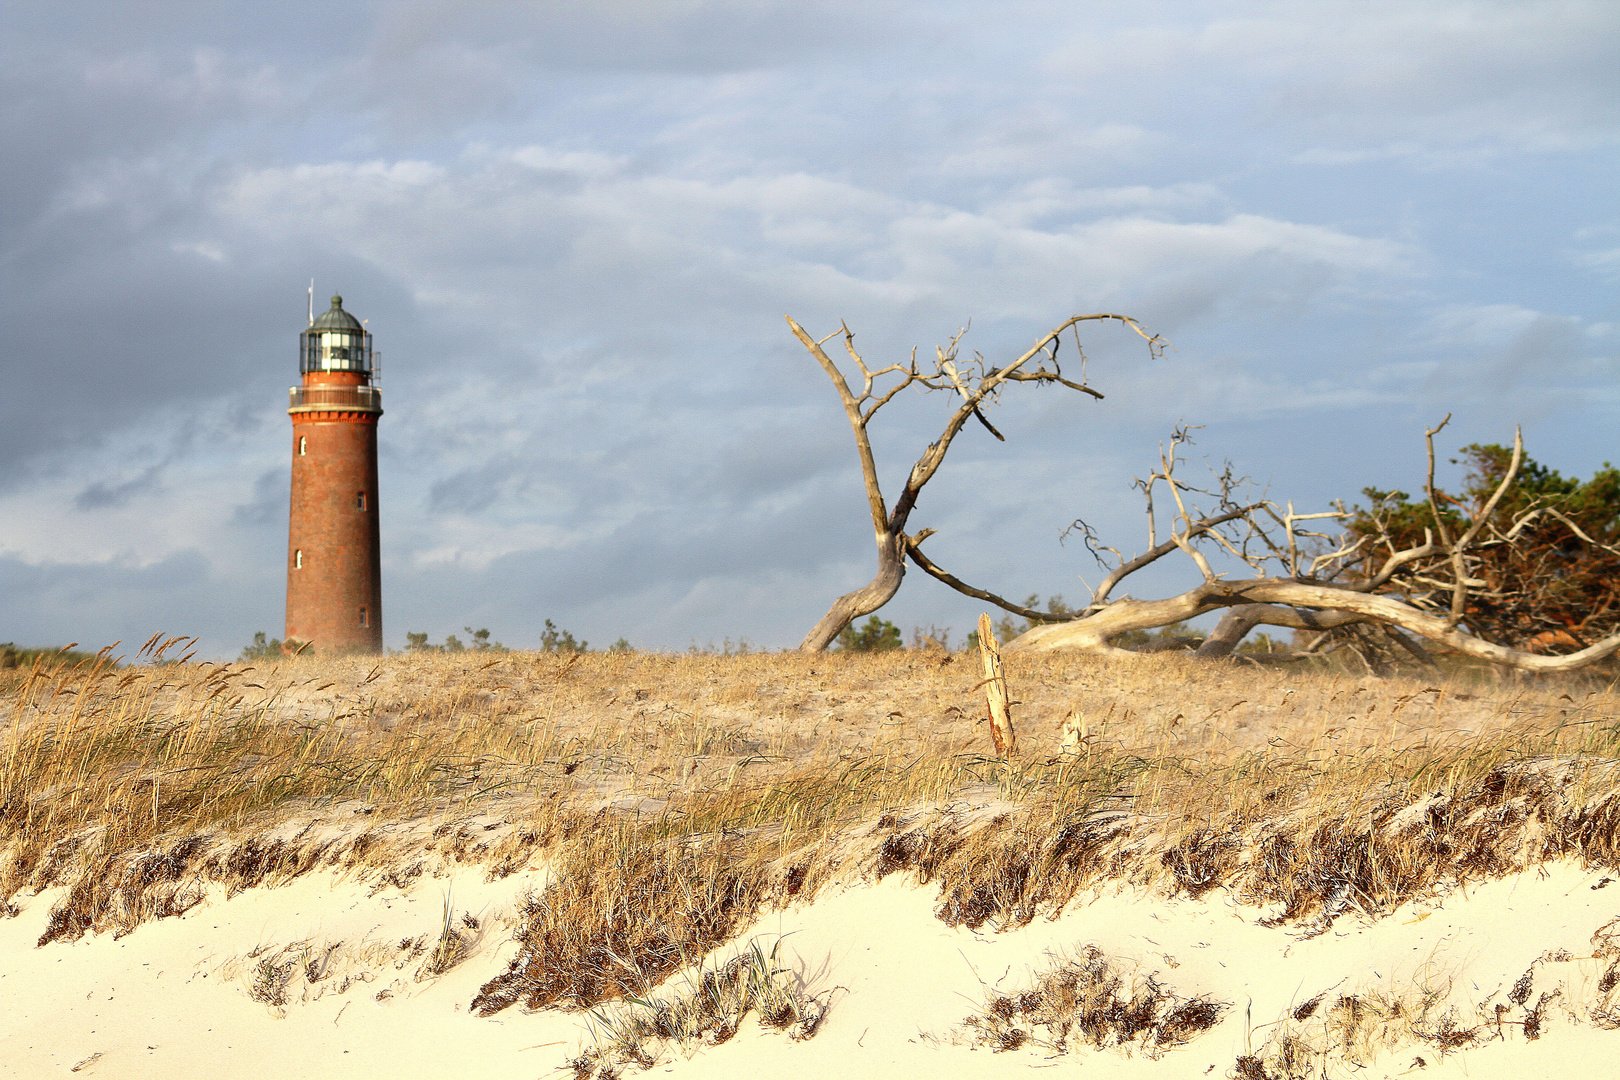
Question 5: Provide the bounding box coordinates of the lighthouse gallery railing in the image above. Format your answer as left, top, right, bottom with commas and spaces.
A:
288, 386, 383, 413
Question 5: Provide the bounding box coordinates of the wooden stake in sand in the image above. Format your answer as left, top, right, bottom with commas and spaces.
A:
977, 613, 1016, 757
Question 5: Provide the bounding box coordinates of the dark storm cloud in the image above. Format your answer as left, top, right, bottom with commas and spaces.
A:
0, 52, 272, 229
232, 466, 288, 527
75, 464, 165, 510
427, 454, 541, 516
0, 549, 223, 647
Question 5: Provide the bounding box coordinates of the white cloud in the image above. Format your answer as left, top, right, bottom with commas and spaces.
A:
213, 149, 1412, 342
934, 122, 1162, 178
1421, 302, 1545, 346
508, 146, 628, 178
170, 240, 225, 262
1580, 247, 1620, 282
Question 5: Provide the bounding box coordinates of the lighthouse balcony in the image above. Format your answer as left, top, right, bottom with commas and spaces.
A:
288, 386, 383, 414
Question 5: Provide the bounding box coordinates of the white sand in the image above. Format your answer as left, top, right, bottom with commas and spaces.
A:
5, 860, 1620, 1078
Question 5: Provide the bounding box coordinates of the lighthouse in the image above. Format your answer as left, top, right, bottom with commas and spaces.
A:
285, 294, 383, 654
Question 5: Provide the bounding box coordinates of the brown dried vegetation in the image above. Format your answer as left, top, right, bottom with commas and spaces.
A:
963, 945, 1228, 1056
567, 939, 830, 1078
4, 636, 1620, 1074
1238, 924, 1620, 1077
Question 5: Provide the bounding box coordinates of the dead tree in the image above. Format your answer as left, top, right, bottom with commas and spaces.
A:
795, 312, 1620, 672
1003, 420, 1620, 672
789, 313, 1165, 652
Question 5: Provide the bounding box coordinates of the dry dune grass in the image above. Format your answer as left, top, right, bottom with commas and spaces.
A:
4, 637, 1620, 1072
1233, 927, 1620, 1078
568, 938, 831, 1078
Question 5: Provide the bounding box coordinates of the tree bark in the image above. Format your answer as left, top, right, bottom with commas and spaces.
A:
788, 315, 909, 652
798, 531, 907, 652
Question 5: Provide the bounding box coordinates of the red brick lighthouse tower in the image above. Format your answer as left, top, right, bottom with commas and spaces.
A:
285, 294, 383, 654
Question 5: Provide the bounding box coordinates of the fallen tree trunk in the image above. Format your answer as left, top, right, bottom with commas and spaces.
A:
792, 308, 1617, 675
1007, 578, 1620, 672
1193, 604, 1371, 659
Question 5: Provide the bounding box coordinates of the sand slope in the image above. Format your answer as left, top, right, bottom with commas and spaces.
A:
7, 858, 1620, 1079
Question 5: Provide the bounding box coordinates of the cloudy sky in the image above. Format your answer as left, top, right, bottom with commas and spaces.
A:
2, 1, 1615, 658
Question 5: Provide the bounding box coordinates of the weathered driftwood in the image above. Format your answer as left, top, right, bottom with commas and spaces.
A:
1006, 578, 1620, 671
976, 613, 1016, 757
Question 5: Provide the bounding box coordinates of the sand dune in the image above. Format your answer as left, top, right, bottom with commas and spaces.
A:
7, 853, 1620, 1079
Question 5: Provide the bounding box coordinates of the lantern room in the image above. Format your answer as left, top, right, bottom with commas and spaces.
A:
300, 295, 373, 376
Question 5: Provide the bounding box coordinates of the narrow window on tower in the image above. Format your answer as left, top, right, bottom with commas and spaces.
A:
359, 607, 369, 628
357, 490, 367, 511
295, 549, 303, 569
298, 435, 307, 456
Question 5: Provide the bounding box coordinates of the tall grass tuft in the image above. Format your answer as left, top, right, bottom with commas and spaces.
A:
568, 939, 830, 1077
1, 639, 583, 940
471, 826, 770, 1015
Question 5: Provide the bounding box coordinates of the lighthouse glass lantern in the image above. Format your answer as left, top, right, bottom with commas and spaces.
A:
301, 304, 372, 374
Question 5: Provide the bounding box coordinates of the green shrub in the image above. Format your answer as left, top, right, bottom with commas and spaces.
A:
836, 616, 902, 652
1347, 444, 1619, 650
540, 619, 587, 653
239, 632, 283, 662
966, 595, 1078, 649
404, 627, 507, 654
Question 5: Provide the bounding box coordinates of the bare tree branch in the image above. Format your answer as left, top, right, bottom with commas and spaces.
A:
1446, 427, 1522, 627
1003, 420, 1614, 672
1424, 414, 1455, 548
791, 313, 1162, 652
1354, 534, 1439, 592
1533, 508, 1620, 556
788, 318, 910, 651
788, 319, 893, 538
902, 534, 1073, 623
1085, 507, 1257, 610
1193, 604, 1374, 659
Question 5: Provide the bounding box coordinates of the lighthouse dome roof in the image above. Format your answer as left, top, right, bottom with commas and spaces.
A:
311, 295, 364, 332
